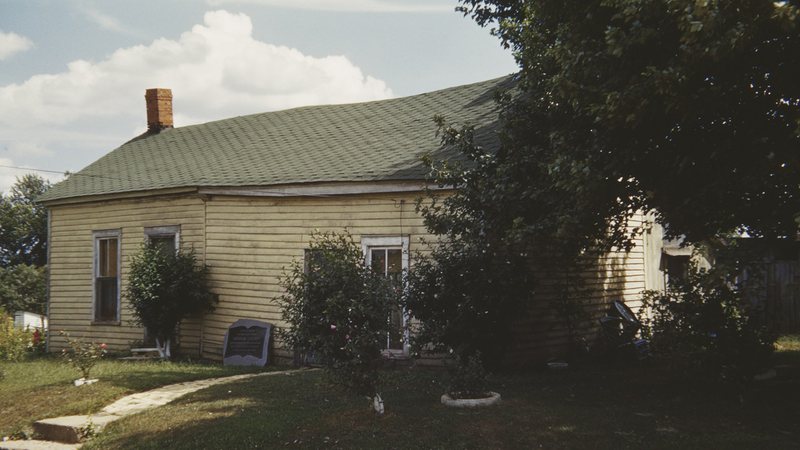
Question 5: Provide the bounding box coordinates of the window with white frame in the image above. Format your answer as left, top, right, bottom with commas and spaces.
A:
361, 236, 409, 354
93, 230, 120, 323
144, 225, 180, 253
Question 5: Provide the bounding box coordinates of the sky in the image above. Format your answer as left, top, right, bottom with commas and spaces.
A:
0, 0, 518, 193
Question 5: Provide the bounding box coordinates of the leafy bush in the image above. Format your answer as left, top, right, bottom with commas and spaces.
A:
59, 331, 107, 379
125, 243, 217, 359
279, 232, 397, 412
640, 263, 775, 384
447, 352, 489, 399
403, 238, 532, 369
0, 310, 33, 361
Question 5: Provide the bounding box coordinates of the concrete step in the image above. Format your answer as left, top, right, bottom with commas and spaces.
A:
32, 414, 116, 444
130, 347, 160, 355
0, 439, 79, 450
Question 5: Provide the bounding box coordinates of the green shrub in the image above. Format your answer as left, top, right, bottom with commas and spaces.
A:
447, 352, 489, 399
640, 262, 774, 385
0, 308, 33, 361
402, 239, 531, 369
279, 232, 397, 413
125, 243, 217, 359
0, 310, 33, 361
59, 330, 107, 379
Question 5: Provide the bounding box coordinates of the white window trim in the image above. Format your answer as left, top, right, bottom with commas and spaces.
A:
92, 229, 121, 324
144, 225, 181, 251
361, 236, 410, 356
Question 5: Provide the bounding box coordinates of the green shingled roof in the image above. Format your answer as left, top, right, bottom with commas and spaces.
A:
40, 75, 514, 203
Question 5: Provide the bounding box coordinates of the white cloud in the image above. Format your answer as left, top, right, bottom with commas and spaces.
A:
0, 10, 393, 191
0, 30, 33, 61
205, 0, 451, 12
0, 10, 391, 127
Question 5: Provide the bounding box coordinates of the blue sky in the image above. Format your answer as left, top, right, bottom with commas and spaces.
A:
0, 0, 517, 192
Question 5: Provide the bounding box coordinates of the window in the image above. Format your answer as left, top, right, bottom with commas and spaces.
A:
361, 236, 409, 354
93, 230, 120, 322
144, 225, 180, 253
664, 255, 690, 283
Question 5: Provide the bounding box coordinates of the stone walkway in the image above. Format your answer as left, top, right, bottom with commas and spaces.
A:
0, 369, 307, 450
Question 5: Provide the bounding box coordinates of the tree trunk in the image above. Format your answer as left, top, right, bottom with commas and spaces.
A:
155, 337, 172, 359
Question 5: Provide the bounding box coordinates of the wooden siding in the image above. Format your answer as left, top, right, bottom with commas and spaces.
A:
201, 194, 426, 362
48, 190, 652, 365
47, 195, 206, 355
505, 217, 648, 364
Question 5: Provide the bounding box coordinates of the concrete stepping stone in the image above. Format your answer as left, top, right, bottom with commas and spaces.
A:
0, 440, 79, 450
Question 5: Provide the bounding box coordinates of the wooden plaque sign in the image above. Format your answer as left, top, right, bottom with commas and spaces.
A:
223, 319, 272, 366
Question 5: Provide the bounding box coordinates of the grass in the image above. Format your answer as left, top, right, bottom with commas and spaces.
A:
775, 334, 800, 352
0, 355, 264, 438
83, 340, 800, 450
3, 337, 798, 448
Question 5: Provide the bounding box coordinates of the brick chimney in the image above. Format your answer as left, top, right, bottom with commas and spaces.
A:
145, 88, 173, 131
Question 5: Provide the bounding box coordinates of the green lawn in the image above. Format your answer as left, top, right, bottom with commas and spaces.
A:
3, 339, 798, 449
0, 356, 264, 438
83, 341, 800, 450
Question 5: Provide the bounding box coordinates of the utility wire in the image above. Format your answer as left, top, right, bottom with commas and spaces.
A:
0, 164, 68, 175
0, 164, 142, 182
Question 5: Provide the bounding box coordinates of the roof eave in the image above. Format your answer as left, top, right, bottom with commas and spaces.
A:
39, 186, 200, 207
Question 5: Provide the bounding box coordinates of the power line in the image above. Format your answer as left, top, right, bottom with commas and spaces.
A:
0, 164, 68, 175
0, 164, 130, 181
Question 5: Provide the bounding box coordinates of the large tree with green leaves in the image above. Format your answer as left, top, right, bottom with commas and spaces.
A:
404, 1, 798, 366
0, 175, 50, 314
0, 174, 50, 267
454, 0, 799, 244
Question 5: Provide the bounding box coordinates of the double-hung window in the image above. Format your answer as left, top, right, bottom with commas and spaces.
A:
93, 230, 120, 323
361, 236, 409, 354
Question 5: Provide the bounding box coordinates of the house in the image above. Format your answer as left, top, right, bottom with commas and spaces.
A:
39, 77, 662, 364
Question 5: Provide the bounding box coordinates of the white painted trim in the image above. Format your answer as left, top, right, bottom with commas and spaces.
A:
199, 181, 449, 198
144, 225, 181, 251
92, 229, 121, 324
360, 236, 410, 255
45, 209, 52, 352
39, 187, 199, 207
361, 235, 410, 355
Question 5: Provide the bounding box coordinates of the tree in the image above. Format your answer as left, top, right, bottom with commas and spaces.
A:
125, 243, 217, 359
279, 232, 397, 414
454, 0, 799, 244
405, 2, 798, 367
0, 174, 50, 267
0, 175, 50, 314
0, 264, 46, 314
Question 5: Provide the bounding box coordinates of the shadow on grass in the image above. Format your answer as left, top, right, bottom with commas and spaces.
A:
86, 365, 800, 450
93, 362, 267, 392
0, 357, 268, 437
